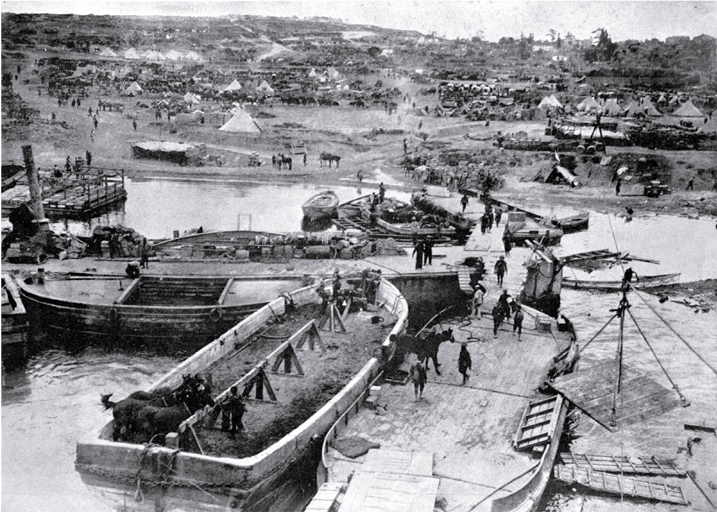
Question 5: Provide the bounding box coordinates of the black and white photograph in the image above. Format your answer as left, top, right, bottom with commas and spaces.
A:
1, 1, 716, 511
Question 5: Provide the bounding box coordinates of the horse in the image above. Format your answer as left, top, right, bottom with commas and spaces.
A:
100, 375, 196, 441
319, 153, 341, 168
391, 328, 454, 375
132, 382, 214, 444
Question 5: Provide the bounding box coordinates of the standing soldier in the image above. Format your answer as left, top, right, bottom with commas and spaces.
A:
495, 255, 507, 287
221, 386, 245, 435
513, 304, 524, 341
458, 342, 472, 385
460, 194, 469, 213
132, 119, 137, 131
409, 359, 427, 400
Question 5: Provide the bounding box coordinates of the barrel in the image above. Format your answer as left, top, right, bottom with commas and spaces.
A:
235, 249, 249, 261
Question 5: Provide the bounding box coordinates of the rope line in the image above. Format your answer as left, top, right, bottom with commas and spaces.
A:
633, 289, 717, 378
574, 313, 618, 360
626, 306, 687, 402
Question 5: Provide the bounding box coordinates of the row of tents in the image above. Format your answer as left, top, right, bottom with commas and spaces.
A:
100, 48, 202, 61
539, 94, 710, 119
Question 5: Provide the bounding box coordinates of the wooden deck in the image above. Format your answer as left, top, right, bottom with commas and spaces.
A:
549, 361, 685, 431
560, 452, 686, 477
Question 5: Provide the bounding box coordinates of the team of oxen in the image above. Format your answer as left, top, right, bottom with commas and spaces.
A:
101, 374, 214, 443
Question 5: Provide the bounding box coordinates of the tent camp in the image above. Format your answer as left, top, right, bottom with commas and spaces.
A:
577, 97, 601, 112
256, 80, 275, 96
697, 118, 717, 134
223, 80, 242, 93
185, 51, 202, 61
123, 48, 141, 59
100, 48, 117, 57
122, 81, 143, 96
602, 99, 622, 116
164, 50, 184, 60
672, 100, 704, 118
641, 98, 661, 117
218, 109, 261, 133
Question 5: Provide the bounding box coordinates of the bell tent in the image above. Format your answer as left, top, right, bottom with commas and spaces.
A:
219, 109, 261, 133
672, 100, 704, 118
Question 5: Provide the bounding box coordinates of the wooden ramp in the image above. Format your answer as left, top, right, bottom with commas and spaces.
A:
456, 266, 474, 295
338, 450, 439, 512
549, 361, 684, 432
560, 453, 685, 477
554, 465, 689, 505
464, 225, 504, 252
514, 395, 563, 451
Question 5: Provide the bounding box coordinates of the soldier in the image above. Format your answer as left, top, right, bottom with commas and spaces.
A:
221, 386, 245, 435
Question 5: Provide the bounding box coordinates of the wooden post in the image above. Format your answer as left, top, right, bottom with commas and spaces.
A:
21, 145, 50, 231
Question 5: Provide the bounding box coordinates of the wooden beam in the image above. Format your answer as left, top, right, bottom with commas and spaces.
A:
217, 278, 234, 305
114, 277, 141, 304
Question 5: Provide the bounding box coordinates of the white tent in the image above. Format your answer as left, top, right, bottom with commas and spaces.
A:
164, 50, 184, 61
308, 68, 317, 78
602, 98, 622, 116
123, 48, 141, 59
548, 95, 562, 108
183, 92, 200, 104
624, 100, 643, 117
641, 98, 661, 117
672, 100, 704, 118
697, 117, 717, 134
537, 95, 561, 109
256, 80, 274, 96
122, 81, 143, 96
140, 49, 154, 58
100, 48, 117, 57
184, 51, 202, 61
326, 67, 340, 80
223, 80, 242, 93
218, 109, 261, 133
146, 50, 166, 61
577, 97, 601, 112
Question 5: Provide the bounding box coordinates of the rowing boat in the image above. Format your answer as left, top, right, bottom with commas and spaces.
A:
302, 190, 339, 219
75, 276, 408, 512
2, 273, 29, 361
505, 211, 564, 246
19, 274, 308, 348
555, 212, 590, 232
563, 273, 680, 291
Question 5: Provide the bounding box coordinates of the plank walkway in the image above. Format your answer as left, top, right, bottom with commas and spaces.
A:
560, 453, 685, 477
514, 395, 562, 451
554, 465, 689, 505
456, 265, 474, 295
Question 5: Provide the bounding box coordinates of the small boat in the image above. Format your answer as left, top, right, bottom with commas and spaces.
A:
76, 276, 408, 512
411, 191, 475, 232
505, 211, 564, 246
359, 196, 456, 237
152, 230, 282, 251
302, 190, 339, 220
554, 212, 590, 232
563, 273, 680, 291
2, 273, 29, 361
314, 305, 579, 512
18, 274, 309, 348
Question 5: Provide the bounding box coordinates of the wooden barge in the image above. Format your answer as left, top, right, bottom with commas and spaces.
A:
75, 277, 409, 512
1, 168, 127, 218
2, 273, 29, 361
18, 274, 308, 348
315, 305, 579, 512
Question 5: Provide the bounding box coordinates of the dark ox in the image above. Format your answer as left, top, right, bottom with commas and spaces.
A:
391, 328, 454, 375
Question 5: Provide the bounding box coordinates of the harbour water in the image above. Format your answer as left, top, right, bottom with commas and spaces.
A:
2, 181, 715, 512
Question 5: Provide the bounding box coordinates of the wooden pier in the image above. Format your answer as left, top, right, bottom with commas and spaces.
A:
1, 168, 127, 218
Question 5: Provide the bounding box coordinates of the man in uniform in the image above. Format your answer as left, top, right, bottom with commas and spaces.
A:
221, 386, 245, 435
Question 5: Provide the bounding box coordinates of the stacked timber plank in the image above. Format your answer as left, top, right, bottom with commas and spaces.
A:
560, 452, 685, 477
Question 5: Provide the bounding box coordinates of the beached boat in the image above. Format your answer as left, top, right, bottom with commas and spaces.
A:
411, 191, 475, 232
302, 190, 339, 220
359, 196, 457, 238
314, 304, 579, 512
505, 211, 564, 246
554, 212, 590, 233
563, 273, 680, 291
18, 274, 309, 348
75, 276, 408, 512
2, 273, 29, 361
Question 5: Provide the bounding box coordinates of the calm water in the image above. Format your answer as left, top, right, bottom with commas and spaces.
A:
42, 178, 411, 240
2, 179, 715, 512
